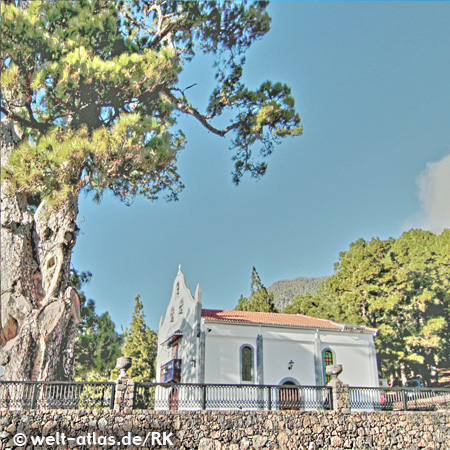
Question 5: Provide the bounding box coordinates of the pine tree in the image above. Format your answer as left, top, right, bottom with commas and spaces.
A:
236, 267, 278, 313
283, 292, 328, 317
0, 1, 301, 380
120, 295, 157, 382
71, 270, 122, 381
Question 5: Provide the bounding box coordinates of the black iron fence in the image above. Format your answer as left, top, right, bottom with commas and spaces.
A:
133, 383, 332, 411
349, 386, 450, 411
2, 380, 450, 412
0, 381, 115, 410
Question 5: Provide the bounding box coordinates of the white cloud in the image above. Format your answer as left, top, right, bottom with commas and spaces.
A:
415, 153, 450, 233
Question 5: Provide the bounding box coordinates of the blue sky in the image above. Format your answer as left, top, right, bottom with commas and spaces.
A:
72, 1, 450, 331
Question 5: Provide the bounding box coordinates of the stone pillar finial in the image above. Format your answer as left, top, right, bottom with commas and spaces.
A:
116, 356, 132, 380
326, 364, 343, 383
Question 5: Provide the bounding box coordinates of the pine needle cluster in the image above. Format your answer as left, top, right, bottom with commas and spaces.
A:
1, 1, 301, 208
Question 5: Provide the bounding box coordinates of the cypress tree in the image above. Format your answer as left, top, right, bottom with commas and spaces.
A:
236, 267, 278, 313
121, 295, 157, 382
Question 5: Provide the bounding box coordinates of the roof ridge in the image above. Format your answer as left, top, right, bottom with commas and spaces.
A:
200, 308, 377, 334
202, 308, 335, 322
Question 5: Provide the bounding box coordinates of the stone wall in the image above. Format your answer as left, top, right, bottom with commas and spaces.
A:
1, 409, 449, 450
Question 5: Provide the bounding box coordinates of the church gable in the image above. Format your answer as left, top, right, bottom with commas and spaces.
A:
156, 267, 203, 383
159, 266, 200, 333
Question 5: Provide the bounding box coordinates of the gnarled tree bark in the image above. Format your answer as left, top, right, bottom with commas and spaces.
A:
1, 118, 80, 381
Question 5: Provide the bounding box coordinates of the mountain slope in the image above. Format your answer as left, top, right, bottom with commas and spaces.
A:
267, 276, 328, 311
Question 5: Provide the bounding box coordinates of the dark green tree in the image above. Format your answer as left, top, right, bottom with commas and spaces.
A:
70, 270, 122, 381
120, 295, 157, 382
283, 292, 329, 317
283, 230, 450, 383
236, 266, 278, 312
366, 230, 450, 384
74, 302, 123, 381
0, 1, 301, 380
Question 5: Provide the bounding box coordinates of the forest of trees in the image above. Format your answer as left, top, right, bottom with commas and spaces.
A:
283, 229, 450, 385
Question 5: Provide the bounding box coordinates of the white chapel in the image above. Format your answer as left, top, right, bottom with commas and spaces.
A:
156, 267, 379, 389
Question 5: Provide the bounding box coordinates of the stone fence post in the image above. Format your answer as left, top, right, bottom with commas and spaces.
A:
327, 364, 351, 413
114, 357, 135, 413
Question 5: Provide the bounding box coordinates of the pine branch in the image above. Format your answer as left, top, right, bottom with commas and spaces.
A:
0, 106, 49, 133
164, 89, 240, 137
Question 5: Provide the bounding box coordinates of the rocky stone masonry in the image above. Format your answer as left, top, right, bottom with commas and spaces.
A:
0, 409, 449, 450
114, 377, 135, 413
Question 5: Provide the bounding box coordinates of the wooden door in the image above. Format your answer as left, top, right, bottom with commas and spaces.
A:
169, 388, 178, 410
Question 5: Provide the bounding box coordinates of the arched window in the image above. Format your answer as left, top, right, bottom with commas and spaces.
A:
322, 349, 333, 384
176, 282, 180, 295
170, 307, 174, 322
179, 299, 183, 314
240, 345, 254, 382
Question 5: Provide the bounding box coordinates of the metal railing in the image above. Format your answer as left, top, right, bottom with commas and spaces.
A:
0, 381, 115, 410
349, 386, 450, 411
2, 380, 449, 412
133, 383, 332, 411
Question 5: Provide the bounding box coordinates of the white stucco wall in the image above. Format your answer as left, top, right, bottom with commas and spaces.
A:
203, 322, 379, 387
319, 333, 378, 386
263, 328, 317, 386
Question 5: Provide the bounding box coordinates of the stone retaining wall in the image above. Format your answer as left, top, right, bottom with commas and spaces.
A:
1, 410, 449, 450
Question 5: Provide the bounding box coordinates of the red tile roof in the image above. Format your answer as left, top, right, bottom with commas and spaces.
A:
201, 309, 376, 334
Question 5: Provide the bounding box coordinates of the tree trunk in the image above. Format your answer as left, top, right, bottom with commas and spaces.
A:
1, 118, 80, 381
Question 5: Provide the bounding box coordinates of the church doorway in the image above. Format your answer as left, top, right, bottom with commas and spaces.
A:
279, 381, 301, 410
